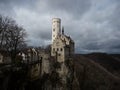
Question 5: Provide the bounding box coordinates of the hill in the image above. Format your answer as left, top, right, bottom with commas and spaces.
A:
73, 54, 120, 90
83, 53, 120, 77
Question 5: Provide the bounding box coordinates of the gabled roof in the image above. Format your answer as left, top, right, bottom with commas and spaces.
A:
61, 34, 74, 43
53, 34, 74, 45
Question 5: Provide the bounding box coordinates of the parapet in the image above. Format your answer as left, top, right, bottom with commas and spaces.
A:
52, 18, 61, 23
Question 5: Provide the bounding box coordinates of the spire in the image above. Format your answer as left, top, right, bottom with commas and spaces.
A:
62, 26, 64, 35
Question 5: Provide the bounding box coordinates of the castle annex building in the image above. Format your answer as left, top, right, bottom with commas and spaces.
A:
51, 18, 75, 62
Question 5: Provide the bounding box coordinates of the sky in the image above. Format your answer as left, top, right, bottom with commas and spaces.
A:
0, 0, 120, 54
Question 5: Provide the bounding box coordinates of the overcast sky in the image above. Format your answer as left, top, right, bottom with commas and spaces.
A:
0, 0, 120, 53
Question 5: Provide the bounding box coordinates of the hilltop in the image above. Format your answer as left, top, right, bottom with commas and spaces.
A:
72, 53, 120, 90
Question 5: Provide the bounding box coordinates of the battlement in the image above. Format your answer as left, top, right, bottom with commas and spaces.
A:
52, 18, 61, 22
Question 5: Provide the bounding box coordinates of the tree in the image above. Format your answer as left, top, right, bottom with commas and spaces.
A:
0, 15, 27, 62
0, 15, 12, 48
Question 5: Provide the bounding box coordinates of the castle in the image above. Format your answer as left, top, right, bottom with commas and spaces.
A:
51, 18, 75, 62
0, 18, 76, 89
0, 18, 75, 80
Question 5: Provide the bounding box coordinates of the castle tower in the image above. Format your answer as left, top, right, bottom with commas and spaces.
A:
51, 18, 74, 62
52, 18, 61, 42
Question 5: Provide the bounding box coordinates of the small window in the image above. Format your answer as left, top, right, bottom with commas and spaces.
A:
58, 54, 61, 56
53, 29, 55, 31
57, 48, 59, 51
61, 48, 63, 51
53, 48, 55, 51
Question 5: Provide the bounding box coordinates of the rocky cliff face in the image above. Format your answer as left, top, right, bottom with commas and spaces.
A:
0, 53, 120, 90
30, 53, 120, 90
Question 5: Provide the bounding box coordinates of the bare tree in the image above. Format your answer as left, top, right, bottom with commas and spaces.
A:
0, 15, 11, 48
0, 15, 27, 62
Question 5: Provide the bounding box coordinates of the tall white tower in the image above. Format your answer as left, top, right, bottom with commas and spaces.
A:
52, 18, 61, 42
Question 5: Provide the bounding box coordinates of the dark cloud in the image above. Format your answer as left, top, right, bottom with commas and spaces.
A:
35, 30, 51, 40
0, 0, 36, 6
44, 0, 92, 18
0, 0, 37, 16
0, 0, 120, 53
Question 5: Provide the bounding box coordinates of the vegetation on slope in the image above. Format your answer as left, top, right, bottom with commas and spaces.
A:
84, 53, 120, 77
73, 54, 120, 90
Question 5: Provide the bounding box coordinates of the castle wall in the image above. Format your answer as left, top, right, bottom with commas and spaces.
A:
39, 52, 50, 74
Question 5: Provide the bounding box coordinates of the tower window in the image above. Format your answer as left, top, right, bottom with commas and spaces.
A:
61, 48, 63, 51
57, 48, 59, 51
53, 29, 55, 31
58, 54, 61, 56
53, 48, 55, 51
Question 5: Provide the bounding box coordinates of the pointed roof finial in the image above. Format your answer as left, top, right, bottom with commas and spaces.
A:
62, 26, 64, 35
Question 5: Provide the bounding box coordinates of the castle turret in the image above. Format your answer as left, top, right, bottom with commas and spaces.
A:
62, 26, 64, 35
52, 18, 61, 42
51, 18, 74, 62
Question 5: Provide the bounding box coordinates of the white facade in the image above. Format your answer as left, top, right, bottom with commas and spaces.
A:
51, 18, 74, 62
52, 18, 61, 42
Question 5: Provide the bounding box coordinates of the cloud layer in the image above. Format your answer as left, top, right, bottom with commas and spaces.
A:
0, 0, 120, 53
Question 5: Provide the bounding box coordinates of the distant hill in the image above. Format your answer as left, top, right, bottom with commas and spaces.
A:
83, 53, 120, 78
73, 54, 120, 90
